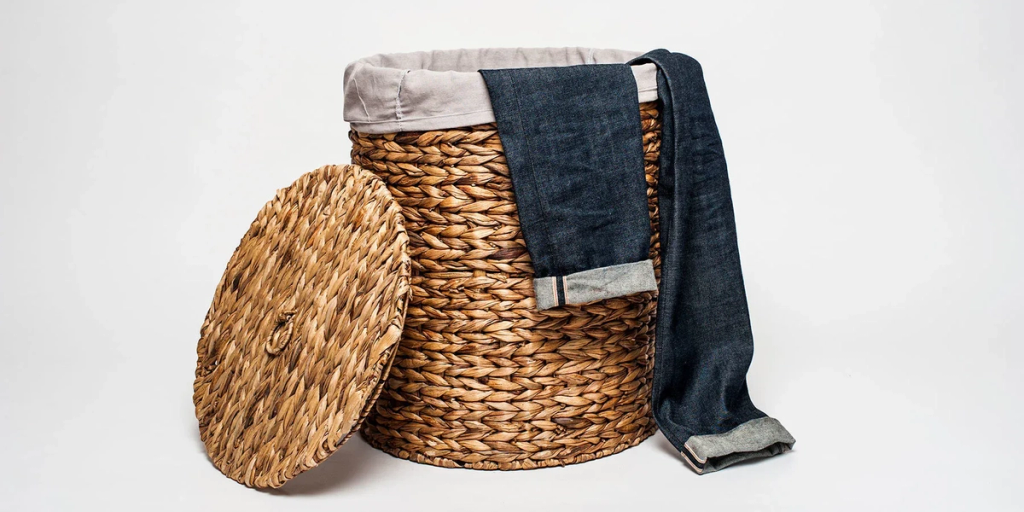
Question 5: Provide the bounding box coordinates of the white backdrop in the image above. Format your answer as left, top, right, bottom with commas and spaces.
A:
2, 1, 1021, 510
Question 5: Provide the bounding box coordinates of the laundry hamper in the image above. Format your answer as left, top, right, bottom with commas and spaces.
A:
345, 48, 664, 469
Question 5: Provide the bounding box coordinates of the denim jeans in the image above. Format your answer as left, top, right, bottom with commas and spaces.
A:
481, 49, 795, 473
478, 64, 657, 309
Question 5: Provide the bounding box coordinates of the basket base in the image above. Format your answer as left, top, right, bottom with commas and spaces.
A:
360, 423, 658, 470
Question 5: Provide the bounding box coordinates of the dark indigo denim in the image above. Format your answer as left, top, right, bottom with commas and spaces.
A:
480, 49, 794, 473
479, 64, 652, 308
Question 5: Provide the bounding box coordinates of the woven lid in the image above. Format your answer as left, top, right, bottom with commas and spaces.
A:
193, 164, 410, 488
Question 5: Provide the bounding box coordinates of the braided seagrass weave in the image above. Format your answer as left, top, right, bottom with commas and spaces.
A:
349, 101, 663, 470
193, 164, 411, 488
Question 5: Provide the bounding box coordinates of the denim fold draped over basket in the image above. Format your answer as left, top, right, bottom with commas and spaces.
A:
345, 47, 794, 474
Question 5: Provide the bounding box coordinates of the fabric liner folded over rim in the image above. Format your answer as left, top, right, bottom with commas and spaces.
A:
344, 47, 659, 134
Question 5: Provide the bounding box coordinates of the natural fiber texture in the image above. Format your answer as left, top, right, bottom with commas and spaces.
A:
349, 101, 663, 470
193, 164, 411, 488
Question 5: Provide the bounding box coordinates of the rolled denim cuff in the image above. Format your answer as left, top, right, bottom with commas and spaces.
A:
679, 417, 796, 474
533, 259, 657, 310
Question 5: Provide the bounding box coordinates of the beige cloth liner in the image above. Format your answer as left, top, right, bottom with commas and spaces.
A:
344, 47, 658, 134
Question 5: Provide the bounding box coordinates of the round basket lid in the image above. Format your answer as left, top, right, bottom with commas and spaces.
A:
193, 164, 410, 488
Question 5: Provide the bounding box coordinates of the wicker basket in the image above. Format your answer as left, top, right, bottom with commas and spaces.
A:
348, 96, 663, 469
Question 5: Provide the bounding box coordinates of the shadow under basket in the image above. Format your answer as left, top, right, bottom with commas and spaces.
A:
349, 100, 664, 470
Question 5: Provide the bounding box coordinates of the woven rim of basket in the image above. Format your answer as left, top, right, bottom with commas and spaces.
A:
193, 164, 410, 488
